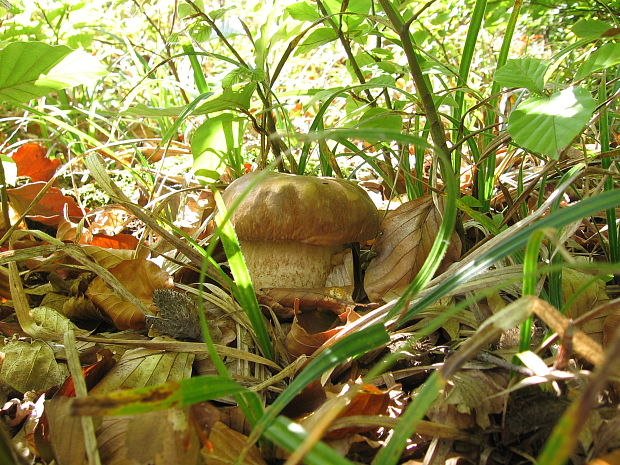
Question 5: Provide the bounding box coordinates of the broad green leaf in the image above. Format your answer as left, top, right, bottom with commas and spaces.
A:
575, 42, 620, 80
295, 28, 338, 55
71, 375, 247, 416
122, 103, 188, 117
356, 107, 402, 143
494, 58, 548, 93
571, 19, 615, 39
507, 86, 596, 158
192, 113, 242, 180
194, 82, 256, 114
0, 42, 105, 103
286, 1, 320, 22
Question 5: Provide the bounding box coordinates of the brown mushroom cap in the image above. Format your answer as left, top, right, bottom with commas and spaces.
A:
222, 171, 379, 246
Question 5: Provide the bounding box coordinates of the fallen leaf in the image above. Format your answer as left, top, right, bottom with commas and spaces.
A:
89, 346, 194, 394
202, 421, 267, 465
97, 408, 201, 465
7, 182, 84, 226
258, 286, 354, 319
364, 196, 461, 301
44, 396, 88, 465
85, 258, 172, 330
429, 370, 508, 429
0, 339, 68, 392
585, 450, 620, 465
286, 307, 360, 357
11, 142, 61, 182
82, 245, 147, 269
563, 268, 610, 343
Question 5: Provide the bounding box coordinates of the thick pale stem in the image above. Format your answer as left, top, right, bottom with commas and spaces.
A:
240, 241, 343, 289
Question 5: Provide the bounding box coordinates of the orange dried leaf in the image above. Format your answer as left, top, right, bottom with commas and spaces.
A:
364, 196, 461, 301
286, 308, 359, 357
11, 142, 61, 182
7, 182, 84, 226
86, 259, 172, 330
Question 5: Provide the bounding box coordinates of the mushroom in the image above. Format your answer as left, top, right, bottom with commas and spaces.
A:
221, 171, 379, 290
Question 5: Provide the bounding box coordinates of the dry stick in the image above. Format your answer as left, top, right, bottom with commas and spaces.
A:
64, 329, 102, 465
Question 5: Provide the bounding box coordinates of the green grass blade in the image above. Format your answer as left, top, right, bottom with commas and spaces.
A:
264, 417, 355, 465
520, 229, 545, 351
213, 192, 274, 360
371, 371, 445, 464
452, 0, 487, 174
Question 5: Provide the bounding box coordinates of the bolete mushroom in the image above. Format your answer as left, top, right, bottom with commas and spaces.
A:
221, 171, 379, 290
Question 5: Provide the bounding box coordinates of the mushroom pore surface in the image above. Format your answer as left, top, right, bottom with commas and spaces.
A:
222, 172, 379, 289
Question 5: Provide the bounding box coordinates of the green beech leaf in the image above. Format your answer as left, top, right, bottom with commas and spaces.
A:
0, 42, 105, 103
295, 28, 338, 55
192, 113, 242, 180
493, 58, 548, 93
195, 82, 256, 114
575, 42, 620, 80
571, 19, 616, 39
507, 86, 596, 158
286, 1, 320, 21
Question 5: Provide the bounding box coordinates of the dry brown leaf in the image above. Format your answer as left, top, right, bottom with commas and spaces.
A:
41, 292, 107, 322
7, 182, 84, 226
258, 286, 354, 319
86, 258, 172, 330
45, 396, 88, 465
563, 269, 610, 343
97, 408, 201, 465
11, 142, 61, 183
364, 196, 461, 302
82, 245, 147, 269
90, 346, 193, 394
286, 307, 360, 357
585, 450, 620, 465
429, 371, 508, 430
202, 421, 267, 465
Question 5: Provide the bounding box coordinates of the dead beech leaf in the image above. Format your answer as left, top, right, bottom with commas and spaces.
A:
45, 396, 88, 465
41, 292, 107, 322
258, 286, 354, 319
364, 196, 461, 301
97, 408, 201, 465
0, 339, 68, 392
562, 269, 610, 343
585, 450, 620, 465
324, 384, 397, 440
429, 371, 508, 430
88, 233, 139, 250
11, 142, 61, 182
90, 346, 194, 394
82, 245, 147, 269
7, 182, 84, 226
202, 421, 267, 465
286, 308, 360, 357
86, 258, 172, 330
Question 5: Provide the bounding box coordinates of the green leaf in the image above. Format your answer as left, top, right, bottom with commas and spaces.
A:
571, 19, 615, 39
494, 58, 548, 93
295, 28, 338, 55
356, 107, 402, 143
195, 82, 256, 114
121, 103, 188, 117
286, 1, 320, 22
507, 86, 596, 158
0, 42, 105, 103
575, 42, 620, 80
192, 113, 242, 180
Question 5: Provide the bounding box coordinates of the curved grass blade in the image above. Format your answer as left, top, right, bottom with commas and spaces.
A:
214, 192, 273, 360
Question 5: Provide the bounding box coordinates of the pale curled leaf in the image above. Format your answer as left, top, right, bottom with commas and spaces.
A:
86, 258, 172, 330
90, 346, 194, 394
203, 421, 267, 465
0, 340, 68, 392
97, 409, 201, 465
364, 196, 461, 301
